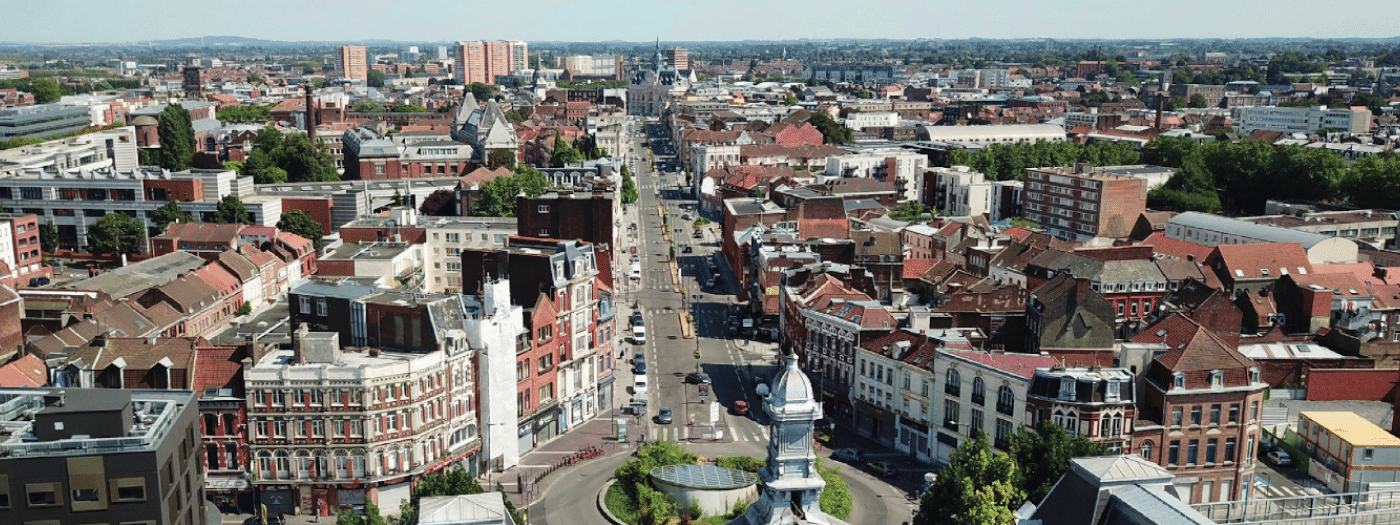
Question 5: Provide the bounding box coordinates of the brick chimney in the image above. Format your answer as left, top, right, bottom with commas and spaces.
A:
304, 84, 317, 144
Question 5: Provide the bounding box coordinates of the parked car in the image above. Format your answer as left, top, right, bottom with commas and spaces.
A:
682, 245, 693, 253
657, 407, 673, 424
1260, 440, 1279, 456
1266, 450, 1293, 467
693, 230, 704, 239
634, 360, 647, 374
733, 400, 749, 415
632, 311, 644, 327
831, 448, 864, 463
246, 516, 287, 525
866, 461, 896, 477
685, 372, 712, 384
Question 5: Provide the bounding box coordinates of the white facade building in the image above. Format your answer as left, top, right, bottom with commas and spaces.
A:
843, 111, 899, 131
928, 166, 996, 218
1236, 105, 1371, 135
465, 279, 527, 474
823, 148, 929, 202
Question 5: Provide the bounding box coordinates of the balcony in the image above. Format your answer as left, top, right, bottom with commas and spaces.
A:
945, 385, 960, 397
971, 393, 985, 406
943, 419, 960, 431
996, 402, 1014, 416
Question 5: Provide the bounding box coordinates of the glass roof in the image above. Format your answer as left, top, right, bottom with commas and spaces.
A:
650, 464, 758, 490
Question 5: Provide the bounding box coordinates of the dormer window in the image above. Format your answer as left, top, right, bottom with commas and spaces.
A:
1210, 370, 1224, 388
1058, 377, 1076, 400
1249, 367, 1261, 384
1172, 372, 1185, 390
1106, 380, 1121, 402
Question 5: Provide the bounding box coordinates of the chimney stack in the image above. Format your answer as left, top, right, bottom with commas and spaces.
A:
304, 84, 317, 144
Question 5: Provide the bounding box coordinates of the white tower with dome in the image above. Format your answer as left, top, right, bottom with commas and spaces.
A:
729, 351, 846, 525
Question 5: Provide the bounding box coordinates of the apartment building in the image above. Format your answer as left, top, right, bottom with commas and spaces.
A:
1236, 105, 1371, 135
0, 213, 49, 287
1129, 314, 1267, 504
338, 45, 369, 82
340, 207, 516, 294
1023, 163, 1146, 241
456, 41, 524, 85
931, 348, 1057, 463
516, 190, 617, 260
0, 103, 93, 139
822, 148, 928, 203
245, 324, 478, 516
460, 237, 617, 432
1026, 367, 1137, 454
0, 388, 205, 525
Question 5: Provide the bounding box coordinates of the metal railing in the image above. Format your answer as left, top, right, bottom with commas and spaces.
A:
1193, 488, 1400, 525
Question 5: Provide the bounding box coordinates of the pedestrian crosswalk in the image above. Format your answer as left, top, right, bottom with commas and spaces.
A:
1260, 407, 1291, 430
645, 425, 769, 443
1254, 478, 1325, 499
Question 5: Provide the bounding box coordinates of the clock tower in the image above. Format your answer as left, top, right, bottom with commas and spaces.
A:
730, 351, 843, 525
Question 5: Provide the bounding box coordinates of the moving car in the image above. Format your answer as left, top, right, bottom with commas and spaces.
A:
866, 461, 896, 477
732, 400, 749, 415
831, 448, 864, 463
685, 372, 712, 384
1266, 450, 1293, 467
657, 407, 673, 424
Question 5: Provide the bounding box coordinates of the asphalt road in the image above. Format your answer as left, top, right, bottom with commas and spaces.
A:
530, 118, 912, 525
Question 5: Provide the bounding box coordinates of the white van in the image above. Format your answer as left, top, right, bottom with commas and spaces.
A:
633, 374, 649, 395
633, 324, 647, 344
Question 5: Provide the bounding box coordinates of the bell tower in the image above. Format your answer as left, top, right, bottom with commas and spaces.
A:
730, 351, 835, 525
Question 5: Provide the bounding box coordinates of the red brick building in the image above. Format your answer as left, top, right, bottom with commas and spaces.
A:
0, 213, 50, 287
1023, 164, 1146, 241
515, 190, 616, 259
1130, 313, 1266, 504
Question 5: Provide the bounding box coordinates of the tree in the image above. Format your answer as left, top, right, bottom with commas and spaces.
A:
783, 93, 797, 106
419, 189, 458, 216
391, 104, 427, 113
391, 190, 405, 207
223, 160, 245, 177
1139, 136, 1200, 169
1188, 93, 1210, 108
40, 221, 59, 253
888, 201, 934, 223
276, 133, 339, 182
277, 210, 324, 250
621, 164, 639, 204
213, 195, 251, 224
486, 148, 516, 170
366, 70, 385, 88
29, 78, 61, 104
1009, 422, 1109, 505
437, 103, 457, 114
157, 102, 195, 171
466, 82, 496, 102
352, 100, 384, 113
149, 201, 194, 233
914, 432, 1023, 525
254, 125, 284, 154
495, 482, 526, 525
807, 111, 852, 145
469, 166, 553, 216
1340, 151, 1400, 209
550, 135, 585, 168
1168, 96, 1187, 110
246, 74, 263, 84
504, 109, 527, 122
86, 213, 144, 256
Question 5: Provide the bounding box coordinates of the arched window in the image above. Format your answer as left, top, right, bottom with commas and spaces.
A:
945, 369, 961, 396
972, 377, 986, 405
1141, 441, 1153, 460
997, 386, 1015, 415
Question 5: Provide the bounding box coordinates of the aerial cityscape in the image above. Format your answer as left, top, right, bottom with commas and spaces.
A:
3, 4, 1400, 525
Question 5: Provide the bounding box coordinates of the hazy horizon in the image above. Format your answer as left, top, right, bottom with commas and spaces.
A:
4, 0, 1398, 45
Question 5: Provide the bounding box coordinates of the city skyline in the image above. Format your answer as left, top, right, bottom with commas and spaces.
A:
4, 0, 1399, 45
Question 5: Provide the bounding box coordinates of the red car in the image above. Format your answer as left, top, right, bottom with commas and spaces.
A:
733, 401, 749, 415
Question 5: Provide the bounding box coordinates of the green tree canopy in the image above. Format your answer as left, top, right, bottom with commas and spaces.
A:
276, 133, 339, 182
419, 189, 458, 216
352, 100, 384, 113
466, 82, 496, 102
620, 163, 639, 204
1340, 151, 1400, 209
486, 148, 516, 170
391, 104, 427, 113
40, 221, 59, 252
950, 140, 1140, 180
215, 104, 272, 123
807, 111, 852, 145
254, 125, 284, 154
549, 135, 585, 168
213, 195, 251, 224
889, 201, 935, 223
148, 201, 194, 233
277, 210, 324, 249
914, 432, 1024, 525
469, 166, 553, 216
29, 78, 61, 104
157, 103, 195, 171
1188, 93, 1210, 108
86, 213, 144, 256
1009, 422, 1110, 505
366, 70, 385, 88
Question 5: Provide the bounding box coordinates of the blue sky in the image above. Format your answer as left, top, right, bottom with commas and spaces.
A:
7, 0, 1398, 43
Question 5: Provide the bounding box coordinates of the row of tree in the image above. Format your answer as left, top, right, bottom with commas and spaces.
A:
83, 196, 324, 256
914, 423, 1108, 525
1141, 135, 1400, 215
946, 140, 1141, 181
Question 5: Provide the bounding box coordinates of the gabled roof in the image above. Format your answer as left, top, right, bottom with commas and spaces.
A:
154, 222, 245, 244
0, 354, 47, 387
943, 349, 1057, 379
1212, 242, 1313, 279
1146, 314, 1256, 372
191, 344, 246, 395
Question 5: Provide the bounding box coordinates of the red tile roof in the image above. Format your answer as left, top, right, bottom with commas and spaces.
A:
1212, 242, 1313, 279
0, 354, 46, 387
903, 259, 936, 280
1138, 231, 1214, 262
191, 343, 246, 394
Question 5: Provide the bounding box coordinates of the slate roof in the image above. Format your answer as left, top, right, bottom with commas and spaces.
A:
155, 222, 245, 244
61, 252, 205, 299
